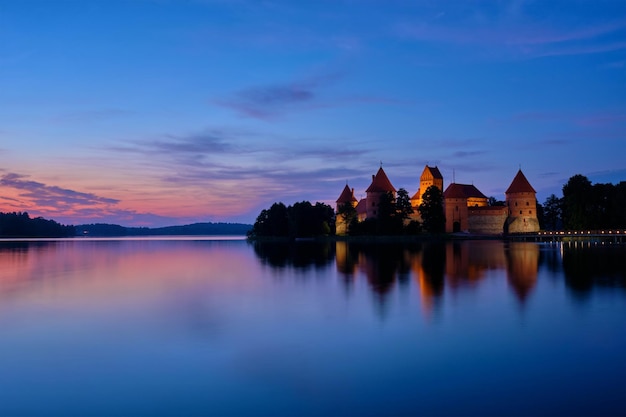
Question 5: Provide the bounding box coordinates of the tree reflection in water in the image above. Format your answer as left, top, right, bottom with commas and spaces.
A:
251, 240, 335, 270
251, 239, 625, 313
561, 240, 626, 299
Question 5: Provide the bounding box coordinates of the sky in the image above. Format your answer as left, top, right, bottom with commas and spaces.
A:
1, 0, 625, 227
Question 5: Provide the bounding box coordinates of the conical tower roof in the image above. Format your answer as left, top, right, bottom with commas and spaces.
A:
336, 184, 358, 204
365, 167, 396, 193
506, 170, 536, 194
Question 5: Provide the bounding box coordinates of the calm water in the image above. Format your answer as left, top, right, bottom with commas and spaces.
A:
0, 237, 624, 417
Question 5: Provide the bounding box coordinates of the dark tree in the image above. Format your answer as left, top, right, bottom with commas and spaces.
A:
542, 194, 562, 230
395, 188, 414, 221
249, 201, 334, 238
249, 202, 289, 237
419, 185, 445, 233
610, 182, 626, 228
376, 192, 402, 234
488, 196, 505, 206
0, 212, 75, 237
562, 175, 593, 230
313, 202, 335, 236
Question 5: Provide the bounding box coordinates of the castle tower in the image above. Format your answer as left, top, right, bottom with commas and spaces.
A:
365, 167, 396, 219
411, 165, 444, 209
335, 184, 358, 212
335, 184, 358, 235
505, 170, 540, 233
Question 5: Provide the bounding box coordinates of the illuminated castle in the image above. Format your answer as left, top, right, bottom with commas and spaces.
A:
336, 165, 540, 235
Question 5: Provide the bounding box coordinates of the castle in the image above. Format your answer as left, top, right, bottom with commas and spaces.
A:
336, 165, 540, 235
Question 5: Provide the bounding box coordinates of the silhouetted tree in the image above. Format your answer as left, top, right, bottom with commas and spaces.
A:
249, 201, 334, 238
0, 212, 75, 237
611, 182, 626, 228
562, 175, 593, 230
419, 186, 445, 233
376, 192, 403, 234
542, 194, 562, 230
314, 202, 335, 236
395, 188, 414, 221
249, 202, 289, 237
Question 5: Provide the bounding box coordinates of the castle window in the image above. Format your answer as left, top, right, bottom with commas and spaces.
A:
529, 210, 532, 214
455, 206, 458, 211
526, 201, 529, 206
515, 202, 518, 206
520, 210, 522, 215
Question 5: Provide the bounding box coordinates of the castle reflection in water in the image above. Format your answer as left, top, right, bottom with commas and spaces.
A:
253, 239, 626, 314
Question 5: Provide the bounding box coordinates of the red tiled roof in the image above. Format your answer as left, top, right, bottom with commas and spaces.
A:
505, 170, 536, 194
443, 183, 487, 199
365, 167, 396, 193
336, 184, 358, 204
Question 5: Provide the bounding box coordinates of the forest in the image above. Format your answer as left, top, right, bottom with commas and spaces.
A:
0, 212, 75, 237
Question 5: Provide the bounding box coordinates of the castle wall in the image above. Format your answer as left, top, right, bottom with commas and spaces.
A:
468, 207, 508, 235
506, 217, 540, 233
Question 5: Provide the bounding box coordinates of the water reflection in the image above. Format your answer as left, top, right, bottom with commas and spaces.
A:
252, 239, 626, 313
561, 240, 626, 297
0, 238, 624, 416
251, 240, 335, 270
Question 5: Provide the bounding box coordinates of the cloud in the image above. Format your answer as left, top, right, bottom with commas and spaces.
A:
214, 70, 402, 120
96, 126, 389, 218
0, 171, 216, 227
214, 71, 343, 119
0, 173, 120, 208
575, 112, 626, 127
394, 5, 626, 60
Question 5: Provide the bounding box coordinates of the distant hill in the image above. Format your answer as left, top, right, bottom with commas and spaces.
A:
76, 222, 252, 237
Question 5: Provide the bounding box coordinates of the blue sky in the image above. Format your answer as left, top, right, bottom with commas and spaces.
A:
1, 0, 625, 226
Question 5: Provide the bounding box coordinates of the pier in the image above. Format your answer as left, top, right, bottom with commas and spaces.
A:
509, 230, 626, 243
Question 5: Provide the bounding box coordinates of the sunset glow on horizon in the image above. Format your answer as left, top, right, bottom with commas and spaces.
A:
1, 1, 625, 227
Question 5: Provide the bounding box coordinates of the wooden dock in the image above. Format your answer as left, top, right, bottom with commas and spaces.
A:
509, 230, 626, 243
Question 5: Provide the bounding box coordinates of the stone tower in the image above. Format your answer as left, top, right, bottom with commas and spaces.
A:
411, 165, 444, 209
335, 184, 358, 235
505, 170, 540, 233
365, 167, 396, 219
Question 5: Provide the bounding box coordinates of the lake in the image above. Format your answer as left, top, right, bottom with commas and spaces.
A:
0, 237, 624, 416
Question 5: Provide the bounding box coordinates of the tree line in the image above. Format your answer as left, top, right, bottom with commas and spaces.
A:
248, 201, 336, 238
0, 212, 75, 237
249, 186, 446, 238
541, 174, 626, 230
